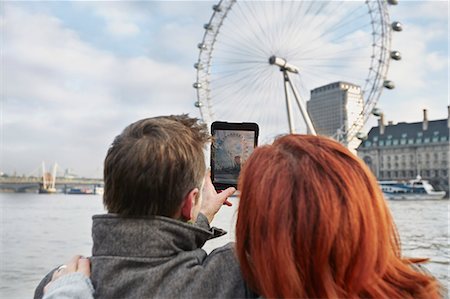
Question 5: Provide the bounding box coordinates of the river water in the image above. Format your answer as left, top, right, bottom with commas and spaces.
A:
1, 193, 448, 298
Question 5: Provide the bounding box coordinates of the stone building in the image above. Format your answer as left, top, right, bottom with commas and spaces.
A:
357, 108, 450, 194
307, 81, 364, 151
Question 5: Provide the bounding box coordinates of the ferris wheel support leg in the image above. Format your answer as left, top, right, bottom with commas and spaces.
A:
285, 72, 317, 136
283, 71, 296, 134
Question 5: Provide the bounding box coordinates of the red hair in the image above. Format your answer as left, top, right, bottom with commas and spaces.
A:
236, 135, 441, 298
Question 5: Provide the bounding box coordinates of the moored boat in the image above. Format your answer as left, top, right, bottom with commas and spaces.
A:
378, 176, 446, 200
66, 187, 94, 195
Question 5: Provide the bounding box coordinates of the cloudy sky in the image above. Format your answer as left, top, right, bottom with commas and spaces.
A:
1, 0, 448, 178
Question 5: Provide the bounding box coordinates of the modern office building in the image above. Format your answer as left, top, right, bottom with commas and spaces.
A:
307, 81, 364, 151
357, 108, 450, 194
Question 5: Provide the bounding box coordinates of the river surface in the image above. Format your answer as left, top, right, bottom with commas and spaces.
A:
1, 193, 448, 298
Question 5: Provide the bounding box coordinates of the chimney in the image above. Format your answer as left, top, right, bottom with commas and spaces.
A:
447, 106, 450, 128
422, 109, 428, 131
378, 113, 385, 135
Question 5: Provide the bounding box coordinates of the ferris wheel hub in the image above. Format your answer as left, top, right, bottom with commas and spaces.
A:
268, 55, 299, 74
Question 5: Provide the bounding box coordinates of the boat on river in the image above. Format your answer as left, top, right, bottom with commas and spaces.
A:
379, 176, 446, 200
66, 184, 103, 195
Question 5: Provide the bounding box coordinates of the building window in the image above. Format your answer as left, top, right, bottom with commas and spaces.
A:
373, 136, 378, 142
365, 141, 372, 147
401, 133, 407, 138
433, 131, 439, 136
387, 135, 392, 139
386, 140, 392, 146
393, 139, 399, 145
432, 136, 439, 142
417, 132, 423, 137
424, 137, 430, 143
400, 139, 406, 145
441, 136, 448, 142
408, 139, 414, 144
409, 170, 415, 177
387, 171, 391, 178
394, 171, 398, 178
416, 138, 422, 144
379, 140, 384, 146
442, 170, 448, 177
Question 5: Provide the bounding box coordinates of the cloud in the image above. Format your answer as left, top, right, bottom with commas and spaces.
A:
377, 1, 448, 123
77, 2, 144, 37
2, 5, 199, 177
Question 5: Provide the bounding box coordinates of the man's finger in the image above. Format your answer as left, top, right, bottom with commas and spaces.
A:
218, 187, 236, 202
77, 258, 91, 277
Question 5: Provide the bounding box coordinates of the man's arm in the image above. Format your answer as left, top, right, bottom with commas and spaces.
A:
35, 256, 92, 299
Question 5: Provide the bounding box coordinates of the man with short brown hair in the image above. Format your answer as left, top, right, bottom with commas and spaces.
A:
35, 115, 251, 298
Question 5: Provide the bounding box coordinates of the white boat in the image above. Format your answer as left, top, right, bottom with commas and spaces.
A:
379, 176, 446, 200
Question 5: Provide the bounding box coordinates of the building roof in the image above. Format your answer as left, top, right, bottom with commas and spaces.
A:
358, 119, 449, 150
311, 81, 360, 94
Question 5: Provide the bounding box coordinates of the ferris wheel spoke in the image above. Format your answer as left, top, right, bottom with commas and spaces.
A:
235, 2, 275, 54
301, 67, 365, 85
317, 5, 368, 38
214, 74, 274, 105
211, 75, 272, 104
301, 9, 368, 50
289, 14, 370, 57
217, 11, 271, 57
296, 44, 370, 60
211, 67, 268, 85
214, 44, 267, 62
306, 1, 346, 36
216, 34, 268, 59
213, 60, 266, 65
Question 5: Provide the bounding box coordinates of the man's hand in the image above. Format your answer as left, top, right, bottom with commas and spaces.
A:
44, 255, 90, 294
200, 173, 236, 223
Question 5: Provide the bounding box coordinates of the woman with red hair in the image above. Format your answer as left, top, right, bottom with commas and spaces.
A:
236, 134, 442, 299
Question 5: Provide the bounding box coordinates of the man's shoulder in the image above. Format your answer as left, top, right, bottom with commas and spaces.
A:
208, 242, 235, 256
201, 242, 239, 269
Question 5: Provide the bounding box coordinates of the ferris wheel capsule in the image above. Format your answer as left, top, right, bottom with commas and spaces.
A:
383, 80, 395, 89
212, 4, 222, 12
194, 62, 203, 69
203, 23, 213, 30
193, 82, 202, 89
390, 51, 402, 60
387, 0, 398, 5
194, 101, 203, 108
356, 132, 368, 141
197, 43, 207, 50
391, 21, 403, 32
371, 107, 383, 117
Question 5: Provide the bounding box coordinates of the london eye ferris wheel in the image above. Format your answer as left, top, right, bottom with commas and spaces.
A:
193, 0, 402, 144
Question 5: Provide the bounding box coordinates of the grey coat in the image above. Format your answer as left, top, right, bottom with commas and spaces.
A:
35, 213, 256, 299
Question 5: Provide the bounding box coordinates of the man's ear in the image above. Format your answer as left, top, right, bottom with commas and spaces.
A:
181, 188, 199, 221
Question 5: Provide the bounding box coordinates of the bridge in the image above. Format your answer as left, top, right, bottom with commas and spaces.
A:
0, 177, 103, 193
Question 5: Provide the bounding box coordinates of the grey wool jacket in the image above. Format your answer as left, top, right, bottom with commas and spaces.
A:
34, 213, 256, 299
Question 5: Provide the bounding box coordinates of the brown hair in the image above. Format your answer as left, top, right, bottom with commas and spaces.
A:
236, 134, 441, 298
103, 114, 209, 217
